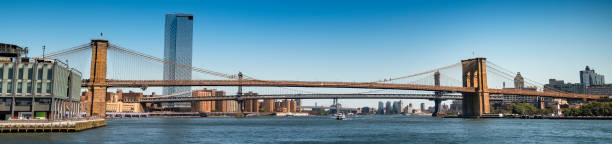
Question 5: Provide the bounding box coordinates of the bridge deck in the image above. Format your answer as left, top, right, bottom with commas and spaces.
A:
85, 80, 603, 100
137, 94, 505, 103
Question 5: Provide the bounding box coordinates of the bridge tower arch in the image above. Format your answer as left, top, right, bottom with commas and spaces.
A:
461, 58, 490, 117
87, 39, 108, 117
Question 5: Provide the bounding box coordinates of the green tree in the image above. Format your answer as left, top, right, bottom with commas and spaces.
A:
511, 103, 538, 115
563, 101, 612, 116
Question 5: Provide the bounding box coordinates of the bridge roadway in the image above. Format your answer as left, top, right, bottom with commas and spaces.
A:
86, 80, 602, 100
135, 94, 505, 103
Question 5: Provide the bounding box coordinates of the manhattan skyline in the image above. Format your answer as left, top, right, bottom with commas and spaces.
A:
1, 0, 610, 108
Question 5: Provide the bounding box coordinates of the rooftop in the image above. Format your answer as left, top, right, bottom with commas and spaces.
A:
0, 43, 28, 57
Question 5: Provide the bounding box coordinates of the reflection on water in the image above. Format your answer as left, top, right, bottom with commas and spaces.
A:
2, 115, 612, 143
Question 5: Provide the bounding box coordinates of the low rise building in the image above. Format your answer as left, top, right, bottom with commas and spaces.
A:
587, 84, 612, 97
106, 102, 144, 113
191, 88, 221, 112
0, 43, 81, 120
262, 99, 274, 112
544, 79, 586, 94
243, 92, 260, 112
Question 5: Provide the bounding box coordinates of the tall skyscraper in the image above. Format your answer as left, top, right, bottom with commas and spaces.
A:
392, 101, 398, 114
378, 101, 384, 115
163, 13, 194, 109
397, 100, 403, 114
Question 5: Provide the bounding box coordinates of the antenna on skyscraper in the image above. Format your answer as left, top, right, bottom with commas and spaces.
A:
100, 32, 104, 38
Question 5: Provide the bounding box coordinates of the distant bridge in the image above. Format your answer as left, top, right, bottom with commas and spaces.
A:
134, 94, 504, 103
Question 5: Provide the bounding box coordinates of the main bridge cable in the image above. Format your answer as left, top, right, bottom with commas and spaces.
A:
109, 44, 319, 94
109, 43, 467, 95
251, 62, 462, 94
35, 43, 91, 59
109, 44, 239, 80
370, 62, 461, 83
487, 61, 570, 94
487, 61, 567, 94
154, 63, 457, 96
439, 73, 463, 86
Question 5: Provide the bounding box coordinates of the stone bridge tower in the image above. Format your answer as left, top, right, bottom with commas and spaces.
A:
87, 39, 108, 117
461, 58, 490, 117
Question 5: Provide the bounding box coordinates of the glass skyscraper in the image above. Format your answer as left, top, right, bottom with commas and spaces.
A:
163, 13, 193, 109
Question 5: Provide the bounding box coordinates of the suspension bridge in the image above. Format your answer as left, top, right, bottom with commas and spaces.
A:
43, 39, 605, 118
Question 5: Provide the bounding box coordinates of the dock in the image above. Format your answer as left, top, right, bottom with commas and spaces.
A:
0, 118, 106, 133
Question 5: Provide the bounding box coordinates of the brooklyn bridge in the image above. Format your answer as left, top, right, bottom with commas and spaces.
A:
44, 39, 604, 118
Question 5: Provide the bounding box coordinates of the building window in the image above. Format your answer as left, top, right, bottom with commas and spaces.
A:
0, 69, 3, 79
16, 99, 30, 106
4, 99, 11, 106
17, 82, 22, 93
18, 68, 23, 79
36, 83, 42, 93
27, 69, 33, 79
35, 98, 51, 104
7, 68, 13, 79
27, 82, 32, 93
46, 84, 51, 93
37, 69, 43, 80
47, 69, 53, 80
7, 82, 12, 93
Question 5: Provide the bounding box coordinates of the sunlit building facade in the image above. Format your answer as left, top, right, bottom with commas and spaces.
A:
0, 43, 81, 120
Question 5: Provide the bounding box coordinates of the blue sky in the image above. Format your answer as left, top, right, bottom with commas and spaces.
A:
1, 0, 611, 108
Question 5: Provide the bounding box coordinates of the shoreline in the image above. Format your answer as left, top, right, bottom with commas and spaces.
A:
443, 115, 612, 120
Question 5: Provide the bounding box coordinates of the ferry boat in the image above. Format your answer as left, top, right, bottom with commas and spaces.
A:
335, 113, 346, 120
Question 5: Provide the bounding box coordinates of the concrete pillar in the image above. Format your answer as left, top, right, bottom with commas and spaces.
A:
51, 98, 55, 120
237, 100, 244, 113
68, 102, 71, 119
432, 99, 442, 117
62, 100, 64, 119
461, 58, 490, 117
68, 101, 74, 119
88, 39, 109, 117
432, 71, 442, 117
59, 100, 62, 119
57, 100, 61, 120
75, 102, 78, 118
60, 100, 64, 120
52, 98, 56, 120
72, 102, 75, 118
62, 100, 65, 119
63, 100, 66, 119
10, 60, 18, 119
76, 103, 79, 118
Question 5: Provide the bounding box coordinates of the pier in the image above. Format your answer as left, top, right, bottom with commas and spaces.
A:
0, 118, 106, 133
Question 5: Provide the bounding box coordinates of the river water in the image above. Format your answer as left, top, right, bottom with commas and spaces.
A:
2, 115, 612, 143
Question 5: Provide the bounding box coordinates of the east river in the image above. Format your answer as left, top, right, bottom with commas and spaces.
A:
2, 115, 612, 143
